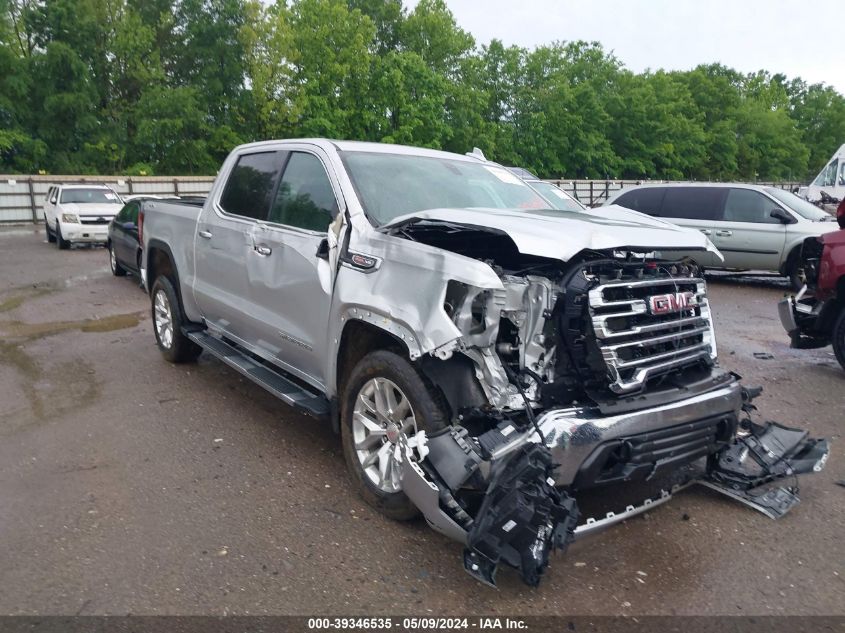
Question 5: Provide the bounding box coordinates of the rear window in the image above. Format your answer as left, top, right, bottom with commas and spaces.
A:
219, 152, 284, 220
660, 187, 725, 221
615, 187, 666, 216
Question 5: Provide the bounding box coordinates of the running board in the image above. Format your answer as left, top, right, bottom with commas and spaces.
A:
186, 330, 330, 419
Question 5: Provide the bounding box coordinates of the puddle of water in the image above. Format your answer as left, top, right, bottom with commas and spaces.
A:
0, 340, 101, 426
0, 312, 144, 339
0, 286, 56, 313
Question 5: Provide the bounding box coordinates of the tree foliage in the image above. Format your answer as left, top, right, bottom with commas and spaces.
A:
1, 0, 844, 180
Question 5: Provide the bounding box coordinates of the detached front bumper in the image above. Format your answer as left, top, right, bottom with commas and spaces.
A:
60, 223, 109, 243
534, 377, 742, 487
779, 288, 831, 349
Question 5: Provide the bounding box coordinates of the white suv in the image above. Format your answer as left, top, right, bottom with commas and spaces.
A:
43, 184, 124, 249
605, 183, 840, 288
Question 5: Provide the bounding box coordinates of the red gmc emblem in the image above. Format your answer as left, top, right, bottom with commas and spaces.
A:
648, 291, 696, 315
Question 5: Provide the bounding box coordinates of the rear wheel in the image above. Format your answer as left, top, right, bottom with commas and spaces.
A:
56, 222, 70, 250
109, 243, 126, 276
832, 309, 845, 371
150, 276, 202, 363
45, 219, 56, 243
340, 350, 448, 520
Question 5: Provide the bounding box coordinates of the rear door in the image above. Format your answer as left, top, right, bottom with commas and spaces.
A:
193, 150, 285, 347
711, 188, 786, 271
112, 202, 138, 265
657, 187, 725, 267
246, 148, 341, 388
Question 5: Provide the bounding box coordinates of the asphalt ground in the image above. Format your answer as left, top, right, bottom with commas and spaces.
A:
0, 225, 842, 616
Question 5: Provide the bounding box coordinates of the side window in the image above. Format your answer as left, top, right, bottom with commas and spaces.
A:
116, 204, 130, 222
268, 152, 338, 231
839, 162, 845, 186
823, 160, 839, 187
615, 188, 666, 216
127, 203, 139, 224
660, 187, 725, 221
722, 189, 779, 224
219, 152, 283, 220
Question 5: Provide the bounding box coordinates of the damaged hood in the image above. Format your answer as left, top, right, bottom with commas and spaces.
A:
385, 206, 721, 262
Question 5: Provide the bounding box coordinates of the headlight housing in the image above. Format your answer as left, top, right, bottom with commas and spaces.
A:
61, 213, 80, 224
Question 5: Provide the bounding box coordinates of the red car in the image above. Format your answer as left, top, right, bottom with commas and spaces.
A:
780, 199, 845, 369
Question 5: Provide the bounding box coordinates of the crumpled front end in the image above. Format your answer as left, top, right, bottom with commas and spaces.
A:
375, 218, 829, 588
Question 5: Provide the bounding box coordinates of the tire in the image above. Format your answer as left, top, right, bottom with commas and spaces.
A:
45, 219, 56, 243
56, 222, 70, 250
340, 349, 448, 521
108, 242, 126, 276
832, 309, 845, 372
785, 250, 805, 291
150, 275, 202, 363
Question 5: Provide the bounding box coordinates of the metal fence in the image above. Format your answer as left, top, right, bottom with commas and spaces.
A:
0, 175, 216, 223
0, 174, 805, 223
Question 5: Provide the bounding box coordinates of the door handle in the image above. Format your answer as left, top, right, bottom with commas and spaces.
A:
715, 229, 733, 237
699, 229, 712, 236
198, 230, 213, 239
253, 244, 272, 256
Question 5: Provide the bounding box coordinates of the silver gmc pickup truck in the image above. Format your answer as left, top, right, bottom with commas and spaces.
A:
140, 139, 828, 587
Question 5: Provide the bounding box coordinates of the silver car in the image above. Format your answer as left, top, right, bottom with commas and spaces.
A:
605, 183, 840, 288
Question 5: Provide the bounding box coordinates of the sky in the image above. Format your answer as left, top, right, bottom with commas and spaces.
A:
405, 0, 845, 93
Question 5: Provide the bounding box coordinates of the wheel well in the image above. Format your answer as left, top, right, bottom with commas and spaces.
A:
781, 245, 802, 275
335, 320, 487, 425
837, 276, 845, 302
336, 320, 407, 391
147, 246, 175, 289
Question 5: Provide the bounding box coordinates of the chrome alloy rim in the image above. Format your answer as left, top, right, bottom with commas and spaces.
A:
109, 245, 117, 272
352, 377, 417, 493
153, 289, 174, 349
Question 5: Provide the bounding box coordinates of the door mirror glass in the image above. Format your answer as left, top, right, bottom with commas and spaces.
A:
315, 237, 329, 260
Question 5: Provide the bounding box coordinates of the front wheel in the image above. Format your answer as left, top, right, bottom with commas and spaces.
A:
150, 276, 202, 363
56, 222, 70, 250
832, 309, 845, 371
45, 219, 56, 243
340, 350, 448, 520
786, 251, 805, 291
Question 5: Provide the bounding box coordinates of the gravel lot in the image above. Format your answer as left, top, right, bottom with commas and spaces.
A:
0, 225, 842, 616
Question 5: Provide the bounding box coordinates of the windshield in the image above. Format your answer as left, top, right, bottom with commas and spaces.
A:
765, 187, 832, 221
341, 152, 549, 225
61, 188, 120, 204
527, 181, 585, 212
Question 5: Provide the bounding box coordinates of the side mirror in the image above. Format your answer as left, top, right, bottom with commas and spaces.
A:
122, 221, 137, 231
770, 208, 795, 224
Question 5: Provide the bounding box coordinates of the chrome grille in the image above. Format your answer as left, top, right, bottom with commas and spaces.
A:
80, 217, 110, 225
588, 277, 716, 394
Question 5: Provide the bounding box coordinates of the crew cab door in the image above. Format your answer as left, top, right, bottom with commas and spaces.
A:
246, 149, 341, 388
193, 150, 286, 347
711, 188, 786, 270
